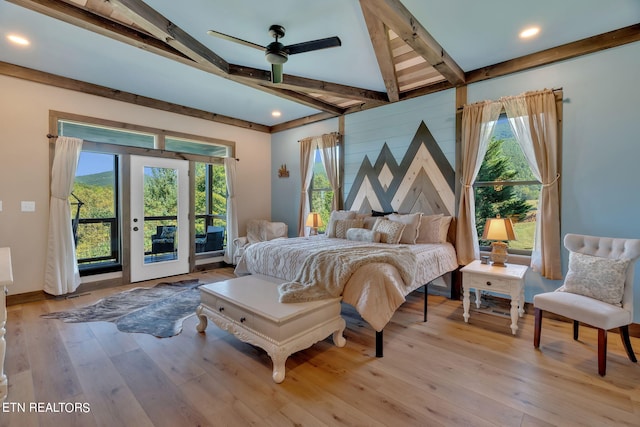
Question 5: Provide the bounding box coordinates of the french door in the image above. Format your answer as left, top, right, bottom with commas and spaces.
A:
130, 155, 189, 282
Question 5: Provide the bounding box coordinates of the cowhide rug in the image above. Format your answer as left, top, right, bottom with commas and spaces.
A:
42, 279, 201, 338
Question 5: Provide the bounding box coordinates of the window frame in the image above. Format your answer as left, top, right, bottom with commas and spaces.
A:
308, 147, 338, 234
50, 110, 236, 276
473, 114, 540, 256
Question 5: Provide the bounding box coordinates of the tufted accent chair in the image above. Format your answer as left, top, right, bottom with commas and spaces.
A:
534, 233, 640, 376
232, 219, 288, 264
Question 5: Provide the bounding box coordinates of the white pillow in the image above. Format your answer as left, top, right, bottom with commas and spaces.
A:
325, 210, 357, 237
388, 213, 422, 244
562, 251, 631, 306
372, 218, 406, 244
346, 228, 381, 243
416, 214, 443, 243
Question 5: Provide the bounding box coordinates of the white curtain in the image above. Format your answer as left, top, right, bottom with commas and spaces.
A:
44, 136, 83, 295
456, 101, 502, 264
223, 157, 238, 264
503, 89, 562, 279
298, 136, 317, 236
319, 133, 340, 211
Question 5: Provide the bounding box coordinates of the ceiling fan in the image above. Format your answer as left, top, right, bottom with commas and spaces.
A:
207, 25, 341, 84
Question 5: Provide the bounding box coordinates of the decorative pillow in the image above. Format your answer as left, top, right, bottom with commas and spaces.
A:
438, 216, 453, 243
416, 214, 443, 243
562, 251, 631, 306
388, 213, 422, 244
330, 219, 364, 239
346, 228, 381, 243
372, 210, 397, 217
372, 218, 406, 244
325, 210, 357, 237
160, 226, 176, 239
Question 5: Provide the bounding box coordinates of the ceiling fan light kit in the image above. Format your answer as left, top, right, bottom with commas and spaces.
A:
208, 24, 341, 83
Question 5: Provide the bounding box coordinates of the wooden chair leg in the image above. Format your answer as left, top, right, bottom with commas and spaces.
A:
573, 320, 579, 340
598, 328, 607, 376
620, 325, 638, 363
534, 308, 542, 348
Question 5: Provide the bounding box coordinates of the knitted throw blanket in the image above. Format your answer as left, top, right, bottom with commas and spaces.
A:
278, 245, 417, 303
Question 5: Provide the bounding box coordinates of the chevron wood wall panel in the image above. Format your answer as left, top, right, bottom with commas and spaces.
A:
345, 121, 455, 216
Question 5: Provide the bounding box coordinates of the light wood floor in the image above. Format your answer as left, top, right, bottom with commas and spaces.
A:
2, 267, 639, 427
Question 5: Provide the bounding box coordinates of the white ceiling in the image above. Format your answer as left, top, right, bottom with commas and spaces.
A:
1, 0, 639, 127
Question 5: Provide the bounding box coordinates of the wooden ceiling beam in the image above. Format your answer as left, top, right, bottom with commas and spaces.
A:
359, 0, 400, 102
269, 112, 339, 134
362, 0, 465, 86
108, 0, 229, 74
228, 64, 388, 104
0, 61, 270, 132
10, 0, 384, 116
5, 0, 193, 64
466, 23, 640, 84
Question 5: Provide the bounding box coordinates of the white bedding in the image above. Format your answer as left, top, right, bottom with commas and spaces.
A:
235, 236, 458, 331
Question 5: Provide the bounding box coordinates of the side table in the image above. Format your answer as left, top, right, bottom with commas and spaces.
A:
461, 260, 527, 334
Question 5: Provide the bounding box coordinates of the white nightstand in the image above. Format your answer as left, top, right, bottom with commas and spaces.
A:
460, 259, 528, 334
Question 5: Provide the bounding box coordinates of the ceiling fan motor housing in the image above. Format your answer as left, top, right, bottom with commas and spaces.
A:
266, 41, 288, 64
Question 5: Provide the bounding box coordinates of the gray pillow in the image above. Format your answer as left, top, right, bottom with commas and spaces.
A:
346, 228, 381, 243
562, 251, 630, 306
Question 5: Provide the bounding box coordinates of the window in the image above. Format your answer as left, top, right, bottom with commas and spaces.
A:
71, 151, 120, 273
474, 114, 540, 254
195, 162, 227, 253
55, 113, 234, 274
309, 150, 334, 233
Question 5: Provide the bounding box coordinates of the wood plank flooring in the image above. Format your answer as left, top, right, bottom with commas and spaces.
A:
2, 267, 639, 426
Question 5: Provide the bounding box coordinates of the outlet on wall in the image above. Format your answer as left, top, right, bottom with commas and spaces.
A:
21, 201, 36, 212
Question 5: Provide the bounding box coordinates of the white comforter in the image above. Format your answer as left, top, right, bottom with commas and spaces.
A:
235, 236, 458, 331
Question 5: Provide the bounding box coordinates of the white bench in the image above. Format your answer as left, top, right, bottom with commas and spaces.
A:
196, 275, 346, 383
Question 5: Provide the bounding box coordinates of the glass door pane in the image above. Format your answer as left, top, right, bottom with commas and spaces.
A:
130, 156, 188, 282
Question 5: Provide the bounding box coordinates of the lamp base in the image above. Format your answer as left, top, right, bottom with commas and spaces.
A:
490, 241, 509, 267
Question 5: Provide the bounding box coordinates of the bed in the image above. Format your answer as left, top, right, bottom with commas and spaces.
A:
234, 213, 458, 356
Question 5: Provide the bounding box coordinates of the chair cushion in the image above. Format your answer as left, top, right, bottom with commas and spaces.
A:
160, 226, 176, 239
563, 252, 630, 306
534, 291, 632, 330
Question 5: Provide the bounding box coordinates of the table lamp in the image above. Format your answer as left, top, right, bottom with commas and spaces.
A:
481, 216, 517, 267
305, 212, 323, 235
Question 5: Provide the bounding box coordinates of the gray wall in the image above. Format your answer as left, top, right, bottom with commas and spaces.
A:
271, 41, 640, 321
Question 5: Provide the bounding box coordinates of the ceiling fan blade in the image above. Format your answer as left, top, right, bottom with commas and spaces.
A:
206, 30, 265, 51
285, 36, 341, 55
271, 63, 283, 84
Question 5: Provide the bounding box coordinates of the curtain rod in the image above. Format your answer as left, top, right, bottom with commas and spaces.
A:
298, 131, 341, 143
46, 134, 239, 161
456, 87, 563, 112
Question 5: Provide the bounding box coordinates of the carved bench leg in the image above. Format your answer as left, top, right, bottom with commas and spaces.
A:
195, 305, 208, 333
333, 318, 346, 347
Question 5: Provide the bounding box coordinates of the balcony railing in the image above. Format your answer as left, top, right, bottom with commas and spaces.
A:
75, 214, 227, 271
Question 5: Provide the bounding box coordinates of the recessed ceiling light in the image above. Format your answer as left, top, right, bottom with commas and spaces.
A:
519, 27, 540, 39
7, 34, 30, 46
271, 110, 282, 118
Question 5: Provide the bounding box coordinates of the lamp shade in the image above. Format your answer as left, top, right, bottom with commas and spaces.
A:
482, 216, 516, 241
305, 212, 323, 228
